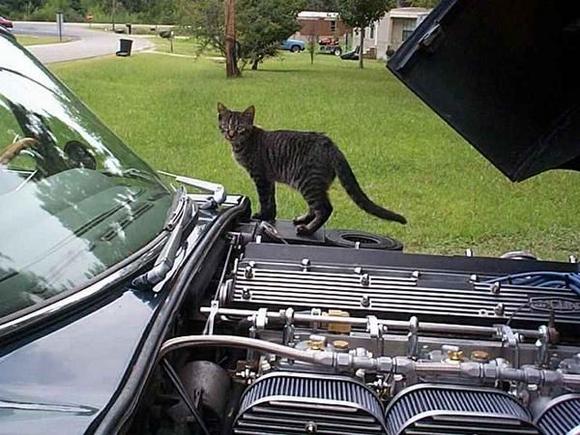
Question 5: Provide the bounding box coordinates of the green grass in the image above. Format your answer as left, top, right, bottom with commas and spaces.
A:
151, 36, 220, 57
17, 34, 70, 46
51, 52, 580, 260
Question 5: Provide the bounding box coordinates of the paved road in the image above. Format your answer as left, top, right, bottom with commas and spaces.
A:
13, 21, 152, 64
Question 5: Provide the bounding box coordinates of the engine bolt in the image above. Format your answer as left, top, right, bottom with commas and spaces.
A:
360, 274, 370, 287
308, 334, 326, 351
332, 340, 349, 350
361, 295, 371, 307
471, 350, 490, 362
242, 288, 251, 300
305, 421, 317, 433
447, 349, 464, 362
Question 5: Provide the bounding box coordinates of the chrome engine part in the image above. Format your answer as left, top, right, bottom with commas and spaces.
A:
233, 372, 387, 435
163, 238, 580, 435
384, 384, 538, 435
228, 243, 580, 333
534, 394, 580, 435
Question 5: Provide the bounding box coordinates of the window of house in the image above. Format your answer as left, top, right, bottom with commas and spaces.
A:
402, 29, 414, 40
401, 18, 416, 41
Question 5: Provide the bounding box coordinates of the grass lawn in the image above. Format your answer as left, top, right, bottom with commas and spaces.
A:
152, 36, 220, 57
17, 34, 70, 46
51, 52, 580, 260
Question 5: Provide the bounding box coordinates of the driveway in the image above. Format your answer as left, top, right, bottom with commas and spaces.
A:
13, 21, 152, 64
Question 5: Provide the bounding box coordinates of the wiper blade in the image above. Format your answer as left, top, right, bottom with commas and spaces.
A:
132, 187, 197, 291
158, 170, 226, 210
101, 167, 157, 182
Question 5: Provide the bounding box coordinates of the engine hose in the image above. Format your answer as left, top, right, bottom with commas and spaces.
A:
159, 335, 336, 367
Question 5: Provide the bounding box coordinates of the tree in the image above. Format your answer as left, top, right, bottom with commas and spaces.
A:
399, 0, 439, 7
236, 0, 304, 70
180, 0, 304, 72
305, 0, 339, 11
177, 0, 225, 53
337, 0, 393, 68
33, 0, 85, 21
224, 0, 240, 77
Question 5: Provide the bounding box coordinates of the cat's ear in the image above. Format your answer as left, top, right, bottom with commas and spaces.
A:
217, 102, 227, 117
243, 105, 255, 123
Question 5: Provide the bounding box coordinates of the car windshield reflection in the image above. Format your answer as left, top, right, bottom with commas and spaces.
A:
0, 48, 172, 321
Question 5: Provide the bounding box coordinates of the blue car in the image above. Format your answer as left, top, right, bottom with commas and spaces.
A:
280, 38, 305, 52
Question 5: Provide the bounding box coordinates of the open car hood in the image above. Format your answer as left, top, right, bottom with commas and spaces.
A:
387, 0, 580, 182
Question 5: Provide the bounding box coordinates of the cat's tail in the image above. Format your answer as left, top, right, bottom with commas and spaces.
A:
333, 150, 407, 224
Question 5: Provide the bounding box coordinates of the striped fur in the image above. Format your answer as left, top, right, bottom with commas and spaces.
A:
218, 103, 407, 235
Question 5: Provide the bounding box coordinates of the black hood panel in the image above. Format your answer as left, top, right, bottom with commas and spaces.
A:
388, 0, 580, 182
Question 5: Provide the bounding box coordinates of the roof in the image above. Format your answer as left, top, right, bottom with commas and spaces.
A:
298, 11, 340, 21
389, 7, 431, 19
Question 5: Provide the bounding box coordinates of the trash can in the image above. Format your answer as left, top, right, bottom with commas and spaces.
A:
116, 39, 133, 57
125, 23, 132, 34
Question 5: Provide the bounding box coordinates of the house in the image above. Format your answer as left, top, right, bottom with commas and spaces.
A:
352, 7, 432, 59
293, 11, 351, 43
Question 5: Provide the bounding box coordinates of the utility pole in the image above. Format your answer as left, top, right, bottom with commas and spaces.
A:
224, 0, 241, 78
111, 0, 117, 32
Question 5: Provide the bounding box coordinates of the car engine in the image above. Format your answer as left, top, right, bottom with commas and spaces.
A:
131, 223, 580, 435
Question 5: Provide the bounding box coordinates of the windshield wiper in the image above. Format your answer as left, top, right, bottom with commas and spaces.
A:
158, 170, 226, 210
132, 187, 197, 291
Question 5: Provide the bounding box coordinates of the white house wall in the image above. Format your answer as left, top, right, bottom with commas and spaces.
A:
350, 9, 431, 60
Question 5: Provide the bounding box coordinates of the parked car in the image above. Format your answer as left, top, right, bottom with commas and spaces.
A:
0, 15, 13, 29
318, 37, 342, 56
280, 38, 305, 52
340, 45, 360, 60
1, 1, 580, 433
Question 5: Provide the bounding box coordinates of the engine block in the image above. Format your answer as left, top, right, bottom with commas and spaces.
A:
194, 240, 580, 435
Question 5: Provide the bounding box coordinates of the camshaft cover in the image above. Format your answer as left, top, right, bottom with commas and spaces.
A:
230, 243, 580, 337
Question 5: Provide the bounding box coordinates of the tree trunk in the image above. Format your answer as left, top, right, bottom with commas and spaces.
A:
359, 26, 365, 69
309, 34, 316, 65
224, 0, 241, 78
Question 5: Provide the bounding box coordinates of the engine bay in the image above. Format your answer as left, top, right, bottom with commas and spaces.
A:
130, 221, 580, 435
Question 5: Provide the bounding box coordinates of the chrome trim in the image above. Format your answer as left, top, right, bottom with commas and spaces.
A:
158, 170, 226, 208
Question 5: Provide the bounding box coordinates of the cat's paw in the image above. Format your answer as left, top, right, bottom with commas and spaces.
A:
293, 213, 314, 225
295, 224, 313, 236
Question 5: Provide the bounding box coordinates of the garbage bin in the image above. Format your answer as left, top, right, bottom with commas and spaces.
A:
125, 23, 132, 34
116, 39, 133, 57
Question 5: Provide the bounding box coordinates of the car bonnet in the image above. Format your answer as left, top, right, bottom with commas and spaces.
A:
388, 0, 580, 182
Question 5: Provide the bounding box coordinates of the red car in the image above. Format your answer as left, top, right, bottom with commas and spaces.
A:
0, 16, 13, 29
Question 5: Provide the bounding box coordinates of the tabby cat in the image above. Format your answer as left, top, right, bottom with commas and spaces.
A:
218, 103, 407, 235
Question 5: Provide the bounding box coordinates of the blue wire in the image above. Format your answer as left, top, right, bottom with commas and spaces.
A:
485, 271, 580, 296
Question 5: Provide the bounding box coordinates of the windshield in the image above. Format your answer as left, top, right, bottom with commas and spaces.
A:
0, 38, 172, 321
